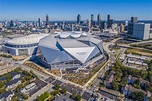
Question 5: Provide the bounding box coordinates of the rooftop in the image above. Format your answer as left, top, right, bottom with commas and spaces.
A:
6, 34, 49, 45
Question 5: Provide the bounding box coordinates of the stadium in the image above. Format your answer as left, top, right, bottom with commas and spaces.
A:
37, 31, 105, 70
2, 34, 49, 56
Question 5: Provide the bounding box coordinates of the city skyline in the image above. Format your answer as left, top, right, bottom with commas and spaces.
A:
0, 0, 152, 21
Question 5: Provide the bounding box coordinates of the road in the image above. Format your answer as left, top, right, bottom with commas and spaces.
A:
85, 38, 123, 100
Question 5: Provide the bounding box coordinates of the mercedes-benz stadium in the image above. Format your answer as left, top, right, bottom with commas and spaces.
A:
37, 31, 105, 70
2, 34, 49, 56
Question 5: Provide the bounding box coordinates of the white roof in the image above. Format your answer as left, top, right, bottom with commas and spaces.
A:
58, 31, 88, 39
119, 54, 126, 60
128, 60, 135, 64
135, 61, 142, 65
38, 32, 103, 64
6, 34, 49, 45
64, 47, 95, 63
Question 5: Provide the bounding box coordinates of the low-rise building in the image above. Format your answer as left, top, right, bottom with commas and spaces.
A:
0, 91, 14, 101
20, 82, 37, 95
6, 78, 21, 90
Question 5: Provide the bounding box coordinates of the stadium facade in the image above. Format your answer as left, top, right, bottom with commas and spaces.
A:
2, 34, 49, 56
37, 31, 104, 70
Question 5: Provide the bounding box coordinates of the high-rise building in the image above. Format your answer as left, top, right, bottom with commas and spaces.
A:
100, 21, 106, 30
38, 18, 42, 27
120, 24, 125, 32
46, 14, 49, 27
125, 20, 128, 26
107, 15, 110, 22
91, 14, 95, 26
132, 23, 152, 40
107, 15, 113, 28
97, 14, 101, 25
77, 14, 81, 24
87, 19, 91, 27
127, 17, 138, 36
131, 17, 138, 23
10, 20, 14, 27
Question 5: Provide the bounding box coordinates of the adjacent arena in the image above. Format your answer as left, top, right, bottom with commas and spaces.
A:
2, 34, 49, 56
37, 31, 104, 70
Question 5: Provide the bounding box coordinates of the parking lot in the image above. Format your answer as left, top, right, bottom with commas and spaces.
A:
45, 77, 55, 83
82, 91, 92, 101
61, 84, 83, 95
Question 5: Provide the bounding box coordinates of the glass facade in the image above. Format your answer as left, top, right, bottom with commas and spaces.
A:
5, 43, 38, 48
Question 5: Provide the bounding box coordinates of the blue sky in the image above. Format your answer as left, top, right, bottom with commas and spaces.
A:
0, 0, 152, 21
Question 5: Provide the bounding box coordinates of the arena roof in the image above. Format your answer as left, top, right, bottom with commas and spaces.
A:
6, 34, 49, 45
38, 32, 103, 64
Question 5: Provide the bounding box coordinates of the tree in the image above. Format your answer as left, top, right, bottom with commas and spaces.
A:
131, 91, 138, 99
146, 83, 152, 92
61, 88, 66, 94
0, 88, 5, 94
54, 84, 60, 90
112, 81, 119, 91
131, 91, 145, 101
36, 91, 50, 101
120, 77, 127, 87
140, 70, 148, 79
149, 97, 152, 101
16, 84, 23, 92
75, 94, 82, 101
136, 91, 145, 101
14, 68, 21, 72
50, 90, 60, 96
0, 81, 5, 88
5, 74, 11, 81
148, 71, 152, 82
44, 91, 49, 98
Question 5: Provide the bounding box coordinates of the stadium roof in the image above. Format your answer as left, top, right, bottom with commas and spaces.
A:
6, 34, 49, 45
38, 31, 103, 64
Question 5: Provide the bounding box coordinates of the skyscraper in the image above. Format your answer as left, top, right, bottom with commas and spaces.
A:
77, 14, 81, 24
131, 17, 138, 23
91, 14, 94, 26
38, 18, 42, 27
10, 20, 14, 27
107, 14, 113, 28
97, 14, 101, 25
46, 14, 49, 27
107, 15, 110, 22
127, 17, 138, 36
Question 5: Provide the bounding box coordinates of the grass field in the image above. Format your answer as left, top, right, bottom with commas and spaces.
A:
63, 61, 106, 86
125, 48, 152, 57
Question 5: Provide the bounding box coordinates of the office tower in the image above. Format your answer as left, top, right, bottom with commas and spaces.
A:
0, 23, 2, 28
46, 14, 49, 27
87, 19, 91, 27
125, 20, 128, 26
131, 17, 138, 23
38, 18, 42, 27
120, 24, 125, 32
91, 14, 95, 26
132, 23, 152, 40
97, 14, 101, 25
107, 15, 113, 28
77, 14, 81, 24
100, 21, 106, 30
127, 17, 138, 36
10, 20, 14, 27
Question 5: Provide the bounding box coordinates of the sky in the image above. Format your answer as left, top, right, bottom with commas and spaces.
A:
0, 0, 152, 21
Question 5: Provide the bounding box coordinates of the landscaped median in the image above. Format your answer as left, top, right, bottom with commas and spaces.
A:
86, 60, 109, 88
